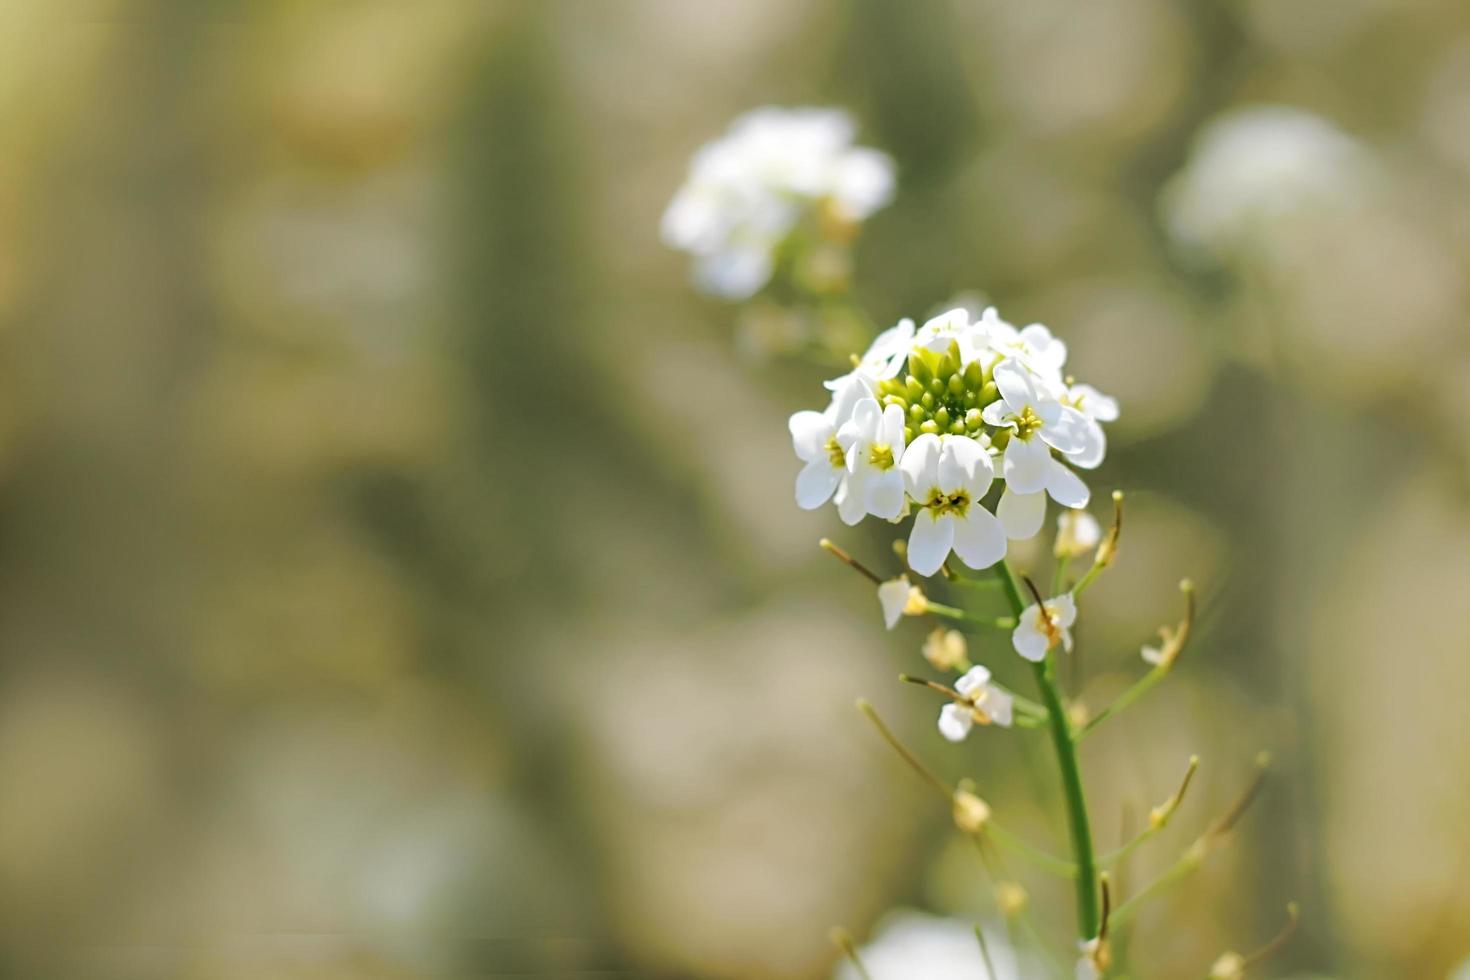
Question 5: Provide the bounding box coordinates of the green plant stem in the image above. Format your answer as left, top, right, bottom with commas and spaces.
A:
995, 559, 1100, 940
925, 601, 1015, 629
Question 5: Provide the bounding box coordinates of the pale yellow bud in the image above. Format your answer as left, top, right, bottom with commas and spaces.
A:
904, 586, 929, 617
952, 789, 991, 835
1209, 952, 1245, 980
923, 628, 967, 671
1066, 700, 1090, 730
996, 882, 1028, 917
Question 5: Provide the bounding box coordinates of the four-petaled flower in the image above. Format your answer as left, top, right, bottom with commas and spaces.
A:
899, 434, 1007, 576
938, 665, 1014, 741
984, 359, 1092, 541
788, 375, 870, 521
1012, 593, 1077, 662
838, 398, 908, 521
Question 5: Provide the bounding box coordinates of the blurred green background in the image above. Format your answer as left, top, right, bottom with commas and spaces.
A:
1, 1, 1468, 977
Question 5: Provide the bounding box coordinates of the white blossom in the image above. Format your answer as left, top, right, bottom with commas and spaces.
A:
1060, 382, 1117, 470
878, 575, 924, 630
1161, 104, 1374, 257
789, 374, 869, 517
1011, 593, 1077, 662
826, 317, 915, 391
1054, 508, 1102, 559
938, 665, 1014, 741
663, 106, 895, 298
900, 434, 1007, 576
833, 910, 1021, 980
838, 398, 908, 521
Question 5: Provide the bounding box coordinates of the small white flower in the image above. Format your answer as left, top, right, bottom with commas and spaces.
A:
1054, 508, 1102, 559
899, 434, 1007, 576
834, 910, 1022, 980
789, 375, 869, 516
983, 360, 1091, 539
826, 318, 915, 391
1162, 104, 1373, 257
1011, 593, 1077, 662
976, 309, 1068, 386
915, 307, 985, 362
663, 106, 895, 299
937, 665, 1015, 742
838, 398, 908, 521
878, 575, 925, 630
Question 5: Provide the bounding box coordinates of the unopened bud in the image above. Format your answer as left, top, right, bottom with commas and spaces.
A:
996, 882, 1028, 917
952, 789, 991, 835
1066, 700, 1090, 730
1209, 952, 1245, 980
923, 628, 967, 671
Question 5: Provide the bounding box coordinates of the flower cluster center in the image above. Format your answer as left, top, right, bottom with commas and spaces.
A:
875, 342, 1001, 445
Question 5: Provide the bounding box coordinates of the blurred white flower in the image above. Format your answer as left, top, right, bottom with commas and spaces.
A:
834, 910, 1019, 980
1012, 593, 1077, 662
1054, 508, 1101, 559
938, 665, 1014, 741
1162, 104, 1374, 256
900, 434, 1006, 575
663, 106, 895, 298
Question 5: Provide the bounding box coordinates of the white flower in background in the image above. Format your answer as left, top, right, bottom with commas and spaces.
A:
834, 909, 1020, 980
1011, 593, 1077, 662
900, 434, 1007, 575
1054, 508, 1101, 559
938, 665, 1014, 741
838, 399, 908, 520
878, 575, 926, 629
826, 317, 915, 391
1161, 104, 1373, 257
663, 106, 895, 299
789, 374, 870, 517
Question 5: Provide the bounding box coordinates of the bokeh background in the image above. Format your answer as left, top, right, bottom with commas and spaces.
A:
1, 1, 1468, 977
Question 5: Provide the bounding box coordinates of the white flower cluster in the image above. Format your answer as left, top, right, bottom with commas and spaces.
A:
790, 306, 1116, 577
1161, 104, 1373, 256
662, 106, 895, 299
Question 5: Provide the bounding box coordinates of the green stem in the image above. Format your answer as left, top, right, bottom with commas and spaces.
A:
995, 559, 1100, 940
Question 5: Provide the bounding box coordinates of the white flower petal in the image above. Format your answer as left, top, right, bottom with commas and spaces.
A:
1011, 613, 1048, 662
940, 434, 994, 494
993, 358, 1039, 410
938, 703, 973, 742
987, 687, 1014, 727
1050, 593, 1078, 627
865, 469, 906, 520
796, 458, 842, 509
907, 512, 955, 576
1003, 437, 1051, 495
997, 488, 1046, 541
1068, 419, 1107, 470
955, 665, 992, 696
788, 410, 831, 461
879, 403, 908, 454
1046, 460, 1091, 509
836, 475, 867, 525
877, 577, 911, 630
951, 507, 1008, 570
1040, 406, 1089, 456
899, 433, 943, 500
1072, 383, 1118, 422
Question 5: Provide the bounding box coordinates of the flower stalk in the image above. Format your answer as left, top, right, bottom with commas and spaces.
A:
996, 559, 1101, 940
